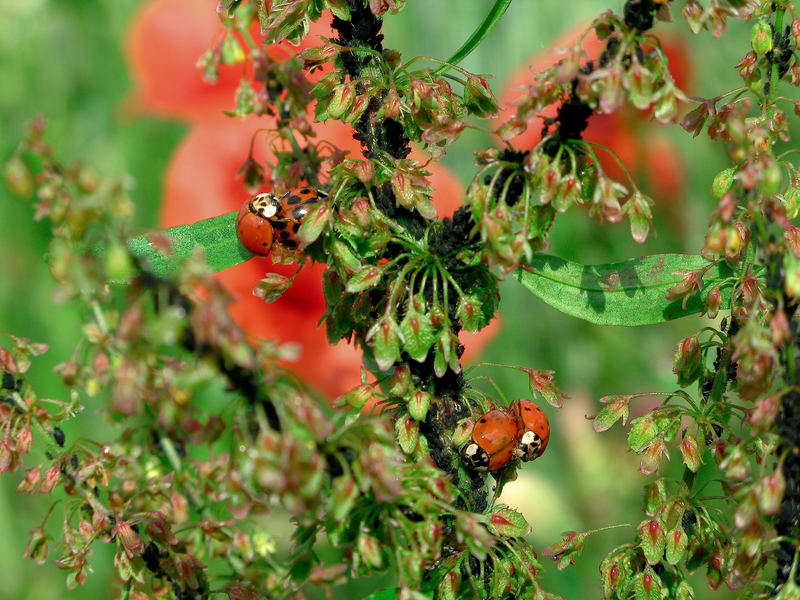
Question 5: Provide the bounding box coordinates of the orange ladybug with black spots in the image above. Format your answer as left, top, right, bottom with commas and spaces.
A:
460, 399, 550, 472
460, 409, 520, 472
235, 186, 327, 255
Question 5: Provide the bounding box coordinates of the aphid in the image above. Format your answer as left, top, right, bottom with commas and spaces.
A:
460, 409, 520, 472
512, 399, 550, 462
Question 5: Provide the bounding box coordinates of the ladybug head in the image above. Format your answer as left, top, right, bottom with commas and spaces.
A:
250, 193, 281, 219
514, 431, 544, 462
461, 442, 490, 472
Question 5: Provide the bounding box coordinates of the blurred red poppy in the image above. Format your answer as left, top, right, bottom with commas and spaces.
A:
125, 0, 499, 398
496, 25, 691, 226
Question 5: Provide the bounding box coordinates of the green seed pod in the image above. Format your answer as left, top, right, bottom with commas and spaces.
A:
751, 19, 773, 55
711, 168, 736, 199
762, 161, 783, 196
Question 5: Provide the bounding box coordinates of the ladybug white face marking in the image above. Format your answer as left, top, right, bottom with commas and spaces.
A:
251, 193, 280, 219
515, 430, 543, 461
461, 442, 490, 471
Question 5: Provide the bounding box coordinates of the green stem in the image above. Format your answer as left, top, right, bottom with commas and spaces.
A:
766, 8, 785, 106
432, 0, 513, 76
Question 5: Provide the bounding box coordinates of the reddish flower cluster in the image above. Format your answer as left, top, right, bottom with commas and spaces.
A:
495, 25, 691, 231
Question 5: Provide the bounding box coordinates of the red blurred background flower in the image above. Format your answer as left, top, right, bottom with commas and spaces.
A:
495, 25, 691, 233
125, 0, 498, 398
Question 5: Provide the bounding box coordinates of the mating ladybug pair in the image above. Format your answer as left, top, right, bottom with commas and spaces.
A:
235, 186, 327, 255
461, 399, 550, 472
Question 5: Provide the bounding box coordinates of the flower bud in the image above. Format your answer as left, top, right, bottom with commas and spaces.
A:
673, 336, 702, 387
297, 43, 340, 70
451, 418, 474, 448
721, 445, 750, 481
17, 466, 40, 494
353, 160, 375, 185
3, 154, 34, 197
39, 464, 61, 494
680, 435, 702, 472
395, 415, 419, 454
747, 393, 779, 431
407, 390, 431, 421
751, 19, 773, 55
762, 161, 783, 197
705, 285, 722, 318
337, 383, 373, 410
343, 95, 370, 124
711, 168, 736, 199
327, 83, 355, 120
253, 273, 292, 303
382, 87, 402, 119
745, 68, 764, 94
785, 253, 800, 298
734, 491, 758, 529
463, 74, 498, 118
24, 525, 48, 564
388, 365, 412, 396
357, 532, 384, 569
757, 470, 785, 515
736, 51, 758, 78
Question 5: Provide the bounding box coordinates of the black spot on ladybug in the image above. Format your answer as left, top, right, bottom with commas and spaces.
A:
261, 241, 269, 247
479, 418, 487, 424
283, 240, 298, 249
299, 186, 311, 194
271, 220, 288, 230
279, 231, 291, 240
53, 427, 65, 447
286, 195, 303, 205
292, 223, 301, 233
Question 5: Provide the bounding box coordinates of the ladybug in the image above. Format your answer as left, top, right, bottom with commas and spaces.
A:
235, 192, 282, 256
460, 409, 520, 472
269, 186, 327, 250
512, 399, 550, 462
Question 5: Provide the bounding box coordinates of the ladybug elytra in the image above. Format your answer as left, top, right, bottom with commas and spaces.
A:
235, 192, 281, 256
235, 186, 327, 255
512, 399, 550, 462
270, 186, 327, 250
460, 409, 520, 472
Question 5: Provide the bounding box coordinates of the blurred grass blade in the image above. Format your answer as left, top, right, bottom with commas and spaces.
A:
433, 0, 512, 75
124, 211, 251, 278
361, 590, 398, 600
515, 254, 736, 326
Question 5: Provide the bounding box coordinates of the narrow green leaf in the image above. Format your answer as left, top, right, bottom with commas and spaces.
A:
433, 0, 512, 75
515, 254, 735, 326
121, 211, 251, 279
361, 590, 399, 600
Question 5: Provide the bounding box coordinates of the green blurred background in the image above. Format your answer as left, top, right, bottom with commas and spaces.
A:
0, 0, 766, 598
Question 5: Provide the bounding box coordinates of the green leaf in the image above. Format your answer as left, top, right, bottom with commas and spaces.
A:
433, 0, 512, 75
361, 591, 399, 600
120, 211, 251, 280
515, 254, 736, 326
